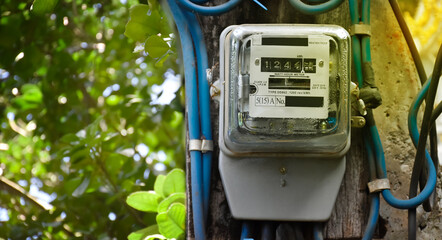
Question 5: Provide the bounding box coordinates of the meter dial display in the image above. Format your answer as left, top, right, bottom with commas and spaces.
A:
248, 35, 331, 119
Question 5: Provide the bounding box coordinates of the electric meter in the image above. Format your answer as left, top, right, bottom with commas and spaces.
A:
219, 25, 351, 221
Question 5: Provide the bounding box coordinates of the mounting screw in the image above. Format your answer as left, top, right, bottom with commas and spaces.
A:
351, 116, 366, 128
255, 58, 260, 66
280, 167, 287, 175
280, 179, 286, 187
319, 60, 324, 67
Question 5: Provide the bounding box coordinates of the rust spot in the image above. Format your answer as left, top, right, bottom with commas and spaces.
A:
392, 31, 401, 39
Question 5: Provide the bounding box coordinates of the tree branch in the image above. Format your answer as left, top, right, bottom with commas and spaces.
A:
0, 176, 50, 211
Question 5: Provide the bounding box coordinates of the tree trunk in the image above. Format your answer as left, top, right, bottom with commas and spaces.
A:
186, 0, 422, 239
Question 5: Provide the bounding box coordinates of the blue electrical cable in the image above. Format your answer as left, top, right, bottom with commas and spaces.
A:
313, 223, 324, 240
365, 163, 380, 240
252, 0, 267, 10
191, 0, 209, 3
240, 221, 253, 240
306, 0, 330, 3
360, 0, 371, 65
166, 0, 206, 239
352, 36, 364, 87
361, 36, 371, 63
261, 222, 275, 240
184, 10, 213, 223
362, 128, 380, 240
408, 78, 434, 180
361, 0, 370, 24
287, 0, 344, 14
362, 194, 380, 240
177, 0, 242, 15
368, 123, 437, 209
348, 0, 359, 24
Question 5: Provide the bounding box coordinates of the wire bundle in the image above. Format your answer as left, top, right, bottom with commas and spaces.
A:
165, 0, 224, 239
353, 1, 442, 240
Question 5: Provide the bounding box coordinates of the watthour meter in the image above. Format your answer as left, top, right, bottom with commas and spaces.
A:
219, 25, 351, 221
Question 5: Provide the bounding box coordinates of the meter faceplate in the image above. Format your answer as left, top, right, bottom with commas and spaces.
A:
219, 25, 351, 221
249, 35, 330, 119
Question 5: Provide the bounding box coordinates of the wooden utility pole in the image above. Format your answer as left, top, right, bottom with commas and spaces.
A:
186, 1, 422, 239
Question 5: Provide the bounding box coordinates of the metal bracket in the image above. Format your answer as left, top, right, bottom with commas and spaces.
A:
189, 139, 213, 153
351, 116, 366, 128
367, 178, 390, 193
349, 24, 371, 36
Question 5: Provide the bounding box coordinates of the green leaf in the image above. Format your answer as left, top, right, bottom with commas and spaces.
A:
148, 0, 158, 9
32, 0, 59, 15
85, 116, 102, 139
157, 193, 185, 213
124, 4, 160, 42
128, 225, 159, 240
125, 22, 151, 42
154, 175, 166, 197
145, 35, 169, 58
154, 53, 170, 68
60, 134, 80, 144
156, 203, 185, 239
106, 95, 121, 106
146, 234, 167, 240
72, 175, 90, 197
12, 84, 43, 110
163, 169, 185, 197
127, 191, 162, 212
105, 153, 125, 177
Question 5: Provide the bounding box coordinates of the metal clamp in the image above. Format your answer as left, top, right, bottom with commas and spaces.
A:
367, 178, 390, 193
189, 139, 202, 152
349, 24, 371, 36
189, 139, 214, 153
351, 116, 366, 128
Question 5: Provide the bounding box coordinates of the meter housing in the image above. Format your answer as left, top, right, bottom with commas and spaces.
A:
222, 24, 351, 155
219, 25, 351, 221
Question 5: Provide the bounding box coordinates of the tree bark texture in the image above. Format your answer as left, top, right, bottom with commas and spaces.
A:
185, 0, 423, 239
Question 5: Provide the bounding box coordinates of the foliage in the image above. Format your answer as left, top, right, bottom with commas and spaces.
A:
126, 169, 186, 240
401, 0, 442, 69
0, 0, 184, 238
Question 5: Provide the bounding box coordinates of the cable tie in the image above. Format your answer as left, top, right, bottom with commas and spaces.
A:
367, 178, 390, 193
188, 139, 213, 153
349, 24, 371, 36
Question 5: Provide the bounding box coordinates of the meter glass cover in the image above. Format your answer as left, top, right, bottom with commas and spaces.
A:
223, 25, 351, 154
